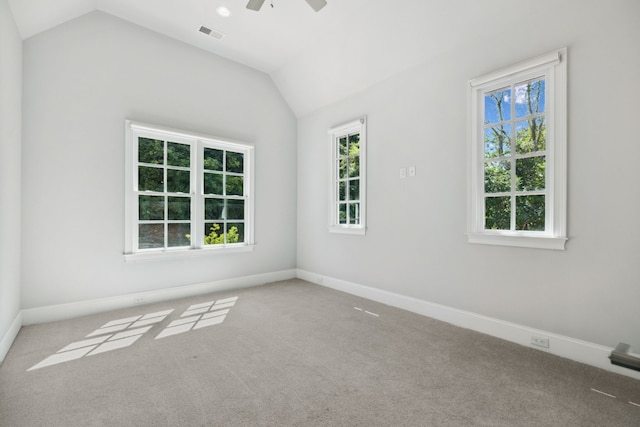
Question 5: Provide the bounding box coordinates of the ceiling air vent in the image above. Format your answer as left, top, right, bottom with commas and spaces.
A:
199, 26, 224, 40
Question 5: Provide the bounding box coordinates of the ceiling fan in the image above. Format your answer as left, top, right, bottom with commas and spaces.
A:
246, 0, 327, 12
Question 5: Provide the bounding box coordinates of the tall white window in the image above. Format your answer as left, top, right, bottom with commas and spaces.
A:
467, 49, 567, 250
329, 117, 367, 235
125, 121, 254, 260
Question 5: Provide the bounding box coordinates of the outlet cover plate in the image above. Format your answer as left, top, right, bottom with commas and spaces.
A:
531, 336, 550, 348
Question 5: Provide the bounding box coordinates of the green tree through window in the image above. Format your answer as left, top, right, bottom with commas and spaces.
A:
467, 48, 567, 250
483, 79, 546, 231
126, 121, 254, 257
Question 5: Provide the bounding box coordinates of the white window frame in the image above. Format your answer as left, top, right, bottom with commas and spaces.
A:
328, 117, 367, 235
124, 121, 255, 261
467, 48, 567, 250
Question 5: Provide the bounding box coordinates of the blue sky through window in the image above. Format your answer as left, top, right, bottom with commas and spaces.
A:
484, 79, 545, 125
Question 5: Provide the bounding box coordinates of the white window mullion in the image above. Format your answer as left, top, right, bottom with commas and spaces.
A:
544, 70, 556, 236
130, 135, 139, 253
510, 89, 517, 232
163, 140, 168, 249
245, 145, 255, 246
192, 141, 201, 249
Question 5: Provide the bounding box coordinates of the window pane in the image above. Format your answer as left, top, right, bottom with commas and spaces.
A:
515, 79, 545, 118
516, 118, 546, 154
204, 148, 223, 171
349, 203, 360, 224
484, 124, 511, 158
484, 88, 511, 124
205, 198, 224, 220
348, 133, 360, 155
138, 138, 163, 164
484, 161, 511, 193
168, 196, 190, 220
139, 224, 164, 249
226, 176, 243, 196
516, 195, 545, 231
227, 223, 244, 243
349, 156, 360, 178
349, 179, 360, 201
516, 156, 545, 191
226, 152, 243, 173
138, 166, 163, 192
338, 204, 347, 224
338, 137, 348, 156
168, 223, 190, 247
139, 195, 164, 220
226, 200, 244, 220
167, 169, 190, 193
485, 196, 510, 230
204, 172, 223, 195
338, 181, 346, 201
338, 159, 348, 179
204, 222, 224, 245
167, 142, 190, 167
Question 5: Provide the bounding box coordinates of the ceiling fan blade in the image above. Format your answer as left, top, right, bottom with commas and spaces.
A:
246, 0, 265, 11
305, 0, 327, 12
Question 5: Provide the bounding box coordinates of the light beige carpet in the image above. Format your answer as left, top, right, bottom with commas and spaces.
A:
1, 279, 639, 426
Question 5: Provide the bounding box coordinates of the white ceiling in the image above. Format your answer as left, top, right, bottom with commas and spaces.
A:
7, 0, 533, 117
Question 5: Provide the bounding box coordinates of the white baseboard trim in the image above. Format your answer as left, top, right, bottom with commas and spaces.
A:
297, 269, 640, 380
22, 269, 297, 326
0, 311, 22, 364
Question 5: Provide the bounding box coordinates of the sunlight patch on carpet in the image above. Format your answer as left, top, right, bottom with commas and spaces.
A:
27, 296, 239, 371
155, 297, 237, 339
27, 310, 173, 371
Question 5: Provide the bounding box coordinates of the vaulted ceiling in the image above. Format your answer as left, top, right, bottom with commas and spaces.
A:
8, 0, 534, 117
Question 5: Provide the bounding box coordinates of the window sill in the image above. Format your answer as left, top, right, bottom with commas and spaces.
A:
467, 232, 567, 250
329, 225, 366, 235
124, 245, 255, 262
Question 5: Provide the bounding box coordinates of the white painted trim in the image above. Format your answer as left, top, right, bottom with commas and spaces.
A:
469, 50, 560, 88
22, 269, 297, 326
328, 116, 367, 234
466, 233, 567, 250
129, 120, 254, 148
328, 225, 366, 235
124, 244, 255, 262
296, 269, 640, 380
0, 311, 22, 363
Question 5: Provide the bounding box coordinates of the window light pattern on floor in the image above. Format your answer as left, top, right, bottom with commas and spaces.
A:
27, 296, 239, 372
28, 309, 174, 371
155, 296, 238, 339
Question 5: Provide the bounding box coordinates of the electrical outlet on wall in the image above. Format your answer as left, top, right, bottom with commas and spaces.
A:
531, 336, 550, 349
133, 296, 146, 305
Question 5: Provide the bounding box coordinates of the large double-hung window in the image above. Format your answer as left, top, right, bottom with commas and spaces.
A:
125, 121, 254, 260
467, 49, 567, 250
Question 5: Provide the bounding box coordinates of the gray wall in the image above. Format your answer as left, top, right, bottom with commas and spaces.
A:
21, 12, 297, 309
297, 2, 640, 350
9, 1, 640, 358
0, 0, 22, 358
